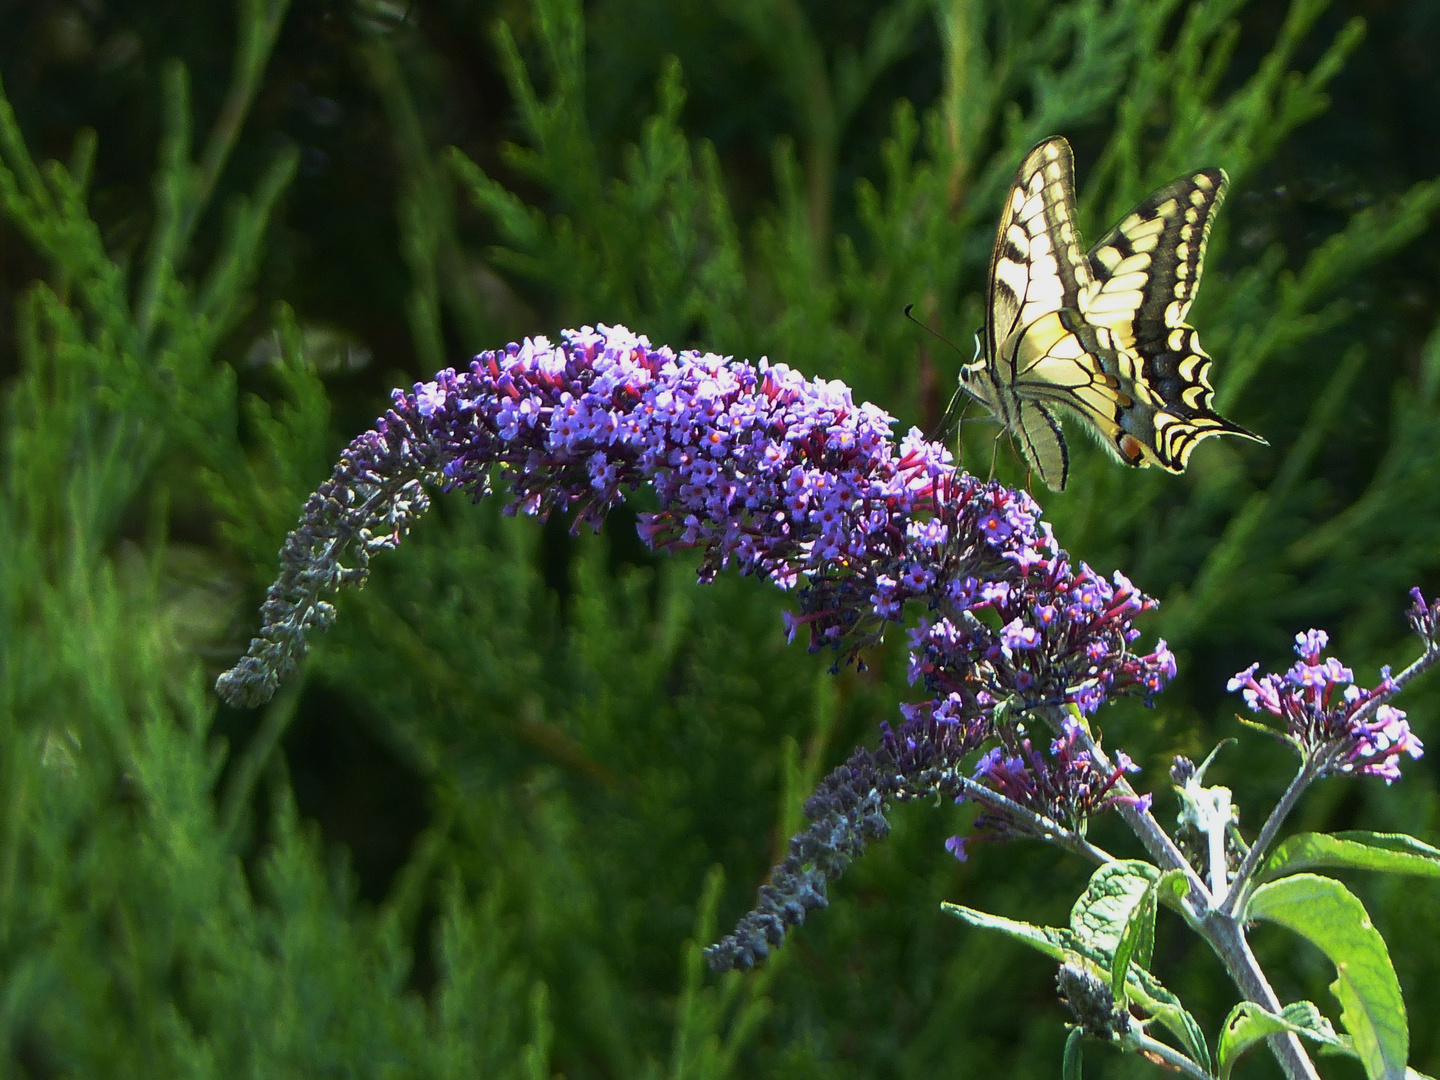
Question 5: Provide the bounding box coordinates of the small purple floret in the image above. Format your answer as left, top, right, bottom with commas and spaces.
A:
961, 720, 1139, 839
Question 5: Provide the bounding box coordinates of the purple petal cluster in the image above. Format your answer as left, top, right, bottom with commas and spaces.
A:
1228, 629, 1424, 783
219, 325, 1172, 724
430, 325, 955, 603
963, 721, 1149, 842
903, 542, 1176, 727
217, 325, 950, 705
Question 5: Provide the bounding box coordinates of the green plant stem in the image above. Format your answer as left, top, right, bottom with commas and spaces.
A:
1205, 795, 1230, 903
1220, 759, 1318, 918
1067, 712, 1322, 1078
1125, 1028, 1212, 1079
1062, 711, 1211, 913
1347, 638, 1440, 728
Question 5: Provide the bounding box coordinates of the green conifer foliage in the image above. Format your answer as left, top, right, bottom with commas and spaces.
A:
1, 0, 1438, 1076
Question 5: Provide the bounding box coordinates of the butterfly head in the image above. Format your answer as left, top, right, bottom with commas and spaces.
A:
956, 354, 1003, 416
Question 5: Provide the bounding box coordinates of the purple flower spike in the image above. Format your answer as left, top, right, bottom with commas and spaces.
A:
211, 325, 1183, 972
219, 325, 1174, 726
1229, 627, 1424, 783
218, 325, 962, 704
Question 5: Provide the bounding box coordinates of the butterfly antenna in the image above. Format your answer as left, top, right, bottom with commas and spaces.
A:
904, 304, 972, 441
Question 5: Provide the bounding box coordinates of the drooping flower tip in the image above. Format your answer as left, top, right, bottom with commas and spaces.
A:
709, 750, 897, 971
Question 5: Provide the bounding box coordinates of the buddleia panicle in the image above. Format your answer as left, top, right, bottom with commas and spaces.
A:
217, 324, 1191, 973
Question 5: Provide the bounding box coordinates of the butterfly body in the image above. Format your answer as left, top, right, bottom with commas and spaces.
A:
960, 137, 1264, 491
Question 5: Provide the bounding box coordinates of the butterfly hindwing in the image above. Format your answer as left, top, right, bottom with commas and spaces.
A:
1009, 397, 1069, 492
960, 137, 1264, 490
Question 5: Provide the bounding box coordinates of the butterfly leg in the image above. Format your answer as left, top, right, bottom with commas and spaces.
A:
988, 429, 1005, 481
931, 386, 958, 442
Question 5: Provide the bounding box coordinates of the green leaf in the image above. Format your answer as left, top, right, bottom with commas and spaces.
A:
940, 903, 1071, 962
1217, 1000, 1341, 1080
1158, 867, 1192, 905
1259, 831, 1440, 884
948, 871, 1209, 1074
1124, 967, 1213, 1075
1063, 1027, 1084, 1080
1110, 873, 1158, 1001
1070, 860, 1159, 959
1248, 874, 1408, 1080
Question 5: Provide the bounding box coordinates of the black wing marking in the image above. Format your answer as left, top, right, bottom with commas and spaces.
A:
1010, 397, 1069, 491
1004, 310, 1135, 474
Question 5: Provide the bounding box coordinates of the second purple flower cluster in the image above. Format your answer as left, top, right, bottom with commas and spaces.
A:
1228, 629, 1423, 783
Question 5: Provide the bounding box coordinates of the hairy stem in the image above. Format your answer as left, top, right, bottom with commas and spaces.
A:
1205, 916, 1322, 1080
1220, 757, 1320, 917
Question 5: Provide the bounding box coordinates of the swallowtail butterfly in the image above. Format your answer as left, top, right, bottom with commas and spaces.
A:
959, 136, 1264, 491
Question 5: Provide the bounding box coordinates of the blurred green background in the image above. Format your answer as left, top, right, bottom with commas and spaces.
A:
2, 0, 1438, 1075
